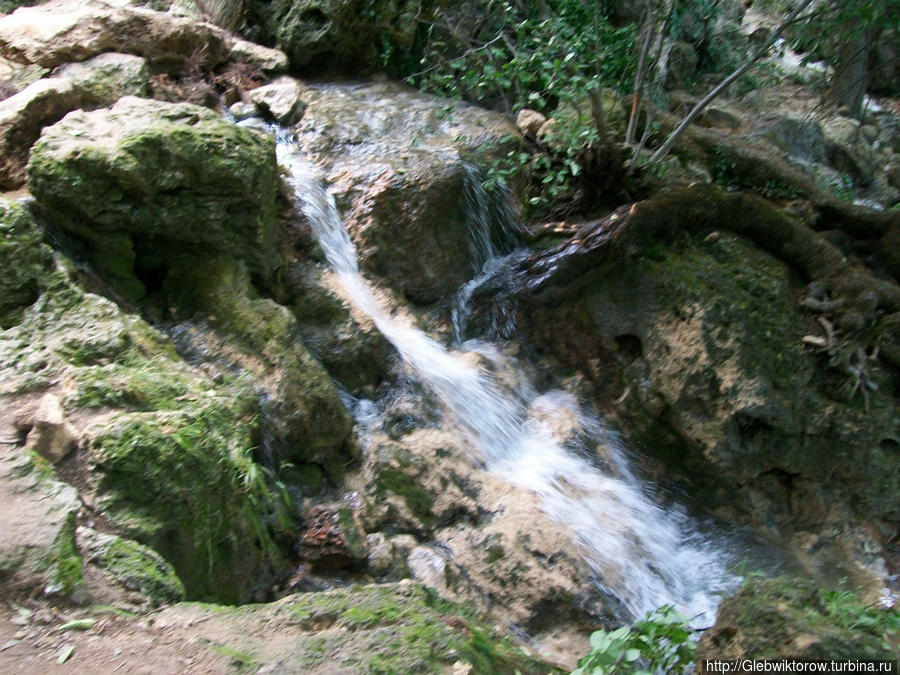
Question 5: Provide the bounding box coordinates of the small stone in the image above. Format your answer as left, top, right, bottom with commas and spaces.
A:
515, 108, 546, 138
248, 76, 305, 126
297, 505, 367, 568
229, 39, 288, 74
25, 393, 78, 463
228, 100, 257, 121
407, 546, 447, 593
704, 231, 720, 243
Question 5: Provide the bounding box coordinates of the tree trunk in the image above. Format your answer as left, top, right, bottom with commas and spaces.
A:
825, 26, 879, 119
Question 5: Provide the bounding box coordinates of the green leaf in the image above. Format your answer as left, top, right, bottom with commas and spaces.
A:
58, 645, 74, 664
58, 619, 96, 631
625, 648, 642, 662
589, 631, 611, 651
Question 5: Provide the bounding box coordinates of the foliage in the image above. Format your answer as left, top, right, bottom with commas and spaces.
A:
819, 589, 900, 647
784, 0, 900, 62
573, 605, 697, 675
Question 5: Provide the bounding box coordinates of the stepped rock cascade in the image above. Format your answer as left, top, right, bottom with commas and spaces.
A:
273, 128, 737, 621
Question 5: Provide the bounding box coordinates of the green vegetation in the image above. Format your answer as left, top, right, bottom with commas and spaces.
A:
573, 606, 696, 675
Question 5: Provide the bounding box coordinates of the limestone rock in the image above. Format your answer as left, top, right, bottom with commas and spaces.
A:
248, 75, 305, 125
27, 96, 280, 298
0, 199, 52, 328
77, 527, 185, 606
664, 41, 697, 90
55, 52, 149, 105
823, 115, 877, 185
0, 449, 83, 601
25, 393, 78, 462
752, 115, 826, 164
407, 546, 447, 593
229, 38, 288, 74
294, 81, 520, 304
515, 108, 546, 138
0, 0, 231, 72
0, 77, 81, 189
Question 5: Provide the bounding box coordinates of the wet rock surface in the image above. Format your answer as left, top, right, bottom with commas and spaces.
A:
291, 81, 520, 304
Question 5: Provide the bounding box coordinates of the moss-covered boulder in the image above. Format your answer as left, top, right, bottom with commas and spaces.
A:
149, 582, 555, 672
78, 527, 185, 606
164, 258, 355, 478
54, 52, 149, 106
244, 0, 420, 73
27, 96, 280, 301
513, 187, 899, 562
697, 578, 898, 661
0, 200, 52, 327
0, 244, 294, 602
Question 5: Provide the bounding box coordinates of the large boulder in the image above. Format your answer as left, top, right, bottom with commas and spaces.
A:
0, 221, 295, 602
245, 0, 419, 73
0, 0, 230, 71
294, 81, 521, 304
0, 200, 52, 326
0, 53, 149, 189
27, 96, 280, 300
510, 187, 899, 576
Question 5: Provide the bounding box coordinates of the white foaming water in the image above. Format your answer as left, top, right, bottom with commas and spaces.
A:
276, 134, 736, 621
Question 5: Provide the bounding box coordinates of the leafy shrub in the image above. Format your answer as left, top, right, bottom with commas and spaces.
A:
573, 605, 697, 675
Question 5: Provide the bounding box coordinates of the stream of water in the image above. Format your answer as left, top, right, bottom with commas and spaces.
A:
272, 128, 737, 623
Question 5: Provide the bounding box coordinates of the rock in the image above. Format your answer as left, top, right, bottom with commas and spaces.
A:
0, 254, 296, 603
27, 96, 280, 299
360, 414, 611, 648
228, 38, 288, 74
697, 578, 895, 661
77, 527, 185, 606
248, 75, 305, 125
0, 200, 52, 328
823, 115, 877, 185
751, 115, 826, 164
228, 100, 257, 120
407, 546, 447, 594
164, 260, 355, 476
664, 41, 697, 90
0, 56, 47, 95
512, 187, 899, 571
515, 108, 546, 138
0, 0, 231, 72
294, 81, 520, 304
252, 0, 420, 73
284, 263, 394, 394
296, 504, 367, 568
695, 105, 742, 131
0, 449, 84, 602
100, 582, 552, 672
24, 393, 78, 462
55, 52, 149, 105
0, 77, 81, 189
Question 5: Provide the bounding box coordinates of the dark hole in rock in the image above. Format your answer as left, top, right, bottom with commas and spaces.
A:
614, 333, 643, 360
301, 8, 328, 26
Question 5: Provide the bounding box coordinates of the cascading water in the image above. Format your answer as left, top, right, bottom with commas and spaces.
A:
274, 130, 737, 622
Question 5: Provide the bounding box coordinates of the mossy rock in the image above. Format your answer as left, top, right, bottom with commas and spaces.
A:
26, 96, 280, 302
0, 449, 84, 603
155, 581, 556, 673
80, 529, 185, 606
164, 257, 355, 475
85, 394, 284, 603
0, 200, 53, 328
697, 578, 898, 660
0, 254, 293, 603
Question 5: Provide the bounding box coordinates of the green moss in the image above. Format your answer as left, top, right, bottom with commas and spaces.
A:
36, 510, 84, 600
89, 392, 288, 602
375, 466, 435, 528
0, 200, 53, 328
101, 537, 186, 606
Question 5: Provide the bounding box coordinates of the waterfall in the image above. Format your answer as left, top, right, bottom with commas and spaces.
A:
274, 132, 737, 622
